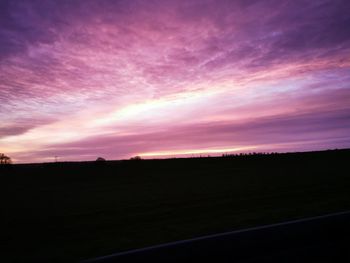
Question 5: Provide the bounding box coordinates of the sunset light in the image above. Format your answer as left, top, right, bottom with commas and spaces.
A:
1, 0, 349, 163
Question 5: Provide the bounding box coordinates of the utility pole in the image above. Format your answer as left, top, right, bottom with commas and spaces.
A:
55, 156, 58, 162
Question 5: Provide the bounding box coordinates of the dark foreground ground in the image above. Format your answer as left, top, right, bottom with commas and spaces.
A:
1, 149, 350, 262
84, 211, 350, 263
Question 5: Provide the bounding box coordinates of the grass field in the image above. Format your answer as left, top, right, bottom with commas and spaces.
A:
1, 149, 350, 262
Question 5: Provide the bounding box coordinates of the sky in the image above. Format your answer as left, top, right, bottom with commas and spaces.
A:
0, 0, 350, 163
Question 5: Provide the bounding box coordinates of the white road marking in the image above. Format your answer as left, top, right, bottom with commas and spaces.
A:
82, 210, 350, 262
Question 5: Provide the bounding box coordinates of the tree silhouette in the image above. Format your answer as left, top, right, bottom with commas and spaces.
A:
0, 153, 12, 164
130, 156, 141, 160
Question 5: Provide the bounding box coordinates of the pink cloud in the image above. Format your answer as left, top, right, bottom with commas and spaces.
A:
1, 0, 350, 163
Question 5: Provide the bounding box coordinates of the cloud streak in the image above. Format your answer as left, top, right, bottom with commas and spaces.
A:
1, 0, 349, 162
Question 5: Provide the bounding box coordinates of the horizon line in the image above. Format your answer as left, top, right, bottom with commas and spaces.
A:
7, 148, 349, 165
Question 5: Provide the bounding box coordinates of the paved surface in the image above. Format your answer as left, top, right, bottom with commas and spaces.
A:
83, 211, 350, 263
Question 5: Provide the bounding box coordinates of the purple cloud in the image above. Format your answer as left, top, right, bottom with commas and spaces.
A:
1, 0, 349, 162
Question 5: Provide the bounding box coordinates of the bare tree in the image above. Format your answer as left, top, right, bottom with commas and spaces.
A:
0, 153, 12, 164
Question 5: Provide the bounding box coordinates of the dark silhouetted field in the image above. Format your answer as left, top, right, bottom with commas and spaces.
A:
1, 149, 350, 262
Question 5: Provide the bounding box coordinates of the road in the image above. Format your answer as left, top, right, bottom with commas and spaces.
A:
83, 211, 350, 262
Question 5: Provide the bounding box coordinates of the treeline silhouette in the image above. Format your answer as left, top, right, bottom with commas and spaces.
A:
222, 152, 279, 157
0, 153, 11, 164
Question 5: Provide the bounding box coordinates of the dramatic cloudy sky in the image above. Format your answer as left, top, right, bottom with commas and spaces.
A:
1, 0, 350, 163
